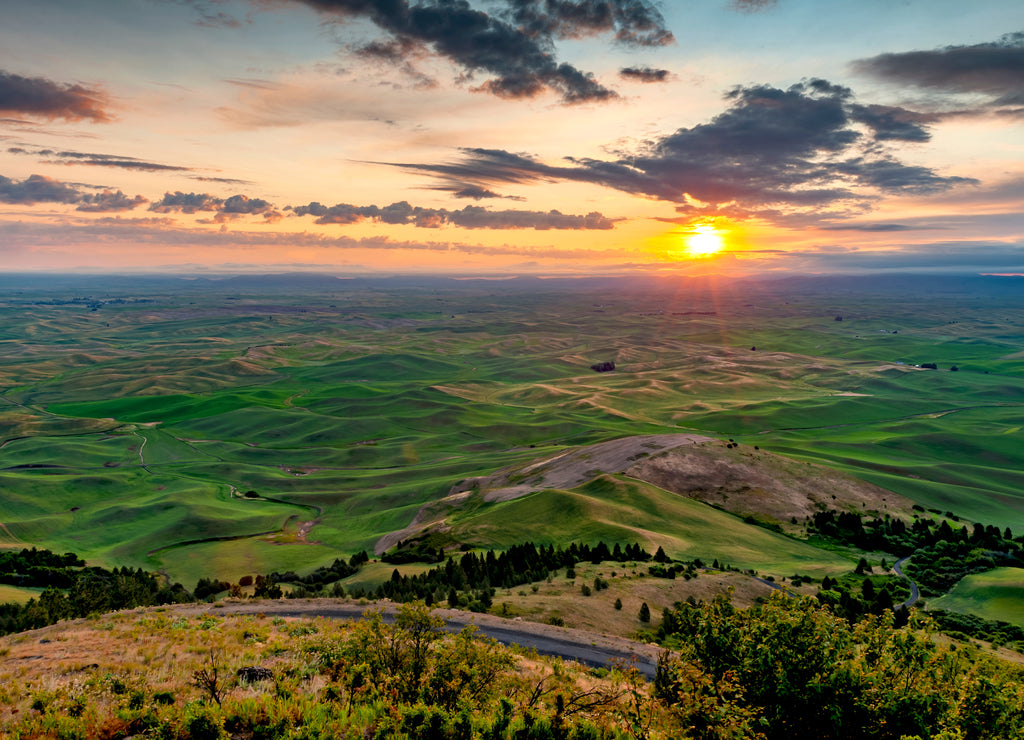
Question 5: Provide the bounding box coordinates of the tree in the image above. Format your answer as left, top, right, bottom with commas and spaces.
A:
639, 602, 651, 623
614, 598, 623, 611
252, 574, 282, 599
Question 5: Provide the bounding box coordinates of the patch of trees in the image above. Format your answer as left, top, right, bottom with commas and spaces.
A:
0, 547, 85, 589
809, 509, 1022, 596
654, 593, 1024, 739
0, 565, 191, 635
589, 361, 615, 372
648, 558, 703, 580
929, 609, 1024, 650
370, 541, 650, 610
268, 551, 369, 590
815, 574, 910, 625
382, 543, 445, 564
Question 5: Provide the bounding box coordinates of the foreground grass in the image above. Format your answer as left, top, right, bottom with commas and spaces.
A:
0, 604, 644, 740
2, 596, 1023, 739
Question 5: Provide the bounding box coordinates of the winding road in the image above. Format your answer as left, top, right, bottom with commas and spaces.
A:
162, 600, 662, 679
893, 556, 920, 608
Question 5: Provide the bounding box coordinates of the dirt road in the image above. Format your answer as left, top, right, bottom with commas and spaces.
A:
168, 599, 662, 678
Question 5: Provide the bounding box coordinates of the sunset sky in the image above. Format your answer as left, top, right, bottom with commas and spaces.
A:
1, 0, 1022, 275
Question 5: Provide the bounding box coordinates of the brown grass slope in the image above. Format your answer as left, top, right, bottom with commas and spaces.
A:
625, 440, 914, 528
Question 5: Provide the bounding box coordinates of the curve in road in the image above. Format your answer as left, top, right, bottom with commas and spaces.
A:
170, 600, 662, 679
893, 556, 920, 609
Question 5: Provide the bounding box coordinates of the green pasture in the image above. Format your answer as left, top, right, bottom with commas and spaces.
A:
930, 568, 1024, 628
0, 276, 1022, 585
339, 561, 436, 593
0, 584, 42, 604
451, 475, 855, 578
154, 537, 344, 588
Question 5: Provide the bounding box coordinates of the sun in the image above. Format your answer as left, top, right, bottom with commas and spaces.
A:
684, 224, 726, 257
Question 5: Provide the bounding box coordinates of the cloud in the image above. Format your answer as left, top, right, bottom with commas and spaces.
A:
167, 0, 244, 28
75, 190, 149, 212
848, 104, 937, 142
0, 70, 111, 122
853, 32, 1024, 115
150, 191, 282, 222
394, 79, 975, 221
0, 217, 626, 261
287, 0, 673, 103
0, 173, 145, 211
8, 146, 193, 172
729, 0, 778, 12
771, 240, 1024, 273
503, 0, 674, 47
619, 66, 671, 83
818, 222, 918, 232
426, 181, 525, 200
190, 175, 255, 185
289, 200, 617, 229
0, 173, 82, 204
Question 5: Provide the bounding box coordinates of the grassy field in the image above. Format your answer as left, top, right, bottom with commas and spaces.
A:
930, 568, 1024, 628
0, 584, 42, 604
452, 475, 855, 577
0, 273, 1021, 592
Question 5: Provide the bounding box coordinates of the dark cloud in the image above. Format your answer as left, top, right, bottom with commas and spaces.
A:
853, 32, 1024, 114
835, 157, 970, 195
75, 190, 149, 213
190, 175, 255, 185
849, 104, 937, 142
619, 66, 670, 83
287, 0, 674, 103
0, 71, 111, 122
150, 191, 282, 222
289, 200, 616, 229
394, 79, 974, 222
504, 1, 674, 47
8, 146, 192, 172
448, 184, 506, 200
425, 181, 525, 200
819, 222, 917, 232
150, 191, 222, 214
167, 0, 244, 28
0, 173, 82, 204
730, 0, 777, 12
394, 147, 558, 187
0, 173, 145, 211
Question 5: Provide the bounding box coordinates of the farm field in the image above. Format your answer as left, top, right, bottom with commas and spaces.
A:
931, 568, 1024, 628
0, 272, 1022, 594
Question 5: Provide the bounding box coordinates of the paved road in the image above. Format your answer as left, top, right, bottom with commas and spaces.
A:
893, 556, 920, 608
172, 600, 662, 679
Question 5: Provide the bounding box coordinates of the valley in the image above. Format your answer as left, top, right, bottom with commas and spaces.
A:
1, 273, 1023, 633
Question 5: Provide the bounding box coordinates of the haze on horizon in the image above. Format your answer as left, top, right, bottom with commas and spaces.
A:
1, 0, 1022, 277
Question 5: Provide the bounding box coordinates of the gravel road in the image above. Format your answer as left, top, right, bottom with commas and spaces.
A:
169, 599, 662, 678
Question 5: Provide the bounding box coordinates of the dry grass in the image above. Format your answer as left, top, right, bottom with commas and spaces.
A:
627, 441, 916, 529
0, 605, 638, 738
489, 560, 779, 636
